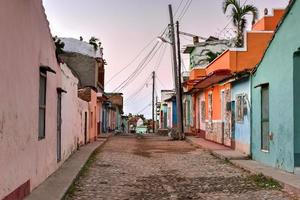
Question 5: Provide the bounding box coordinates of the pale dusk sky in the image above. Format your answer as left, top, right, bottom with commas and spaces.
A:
43, 0, 289, 118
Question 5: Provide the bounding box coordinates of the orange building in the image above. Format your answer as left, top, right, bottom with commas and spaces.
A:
186, 9, 284, 147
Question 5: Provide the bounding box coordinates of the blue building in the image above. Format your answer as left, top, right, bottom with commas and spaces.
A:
231, 75, 251, 155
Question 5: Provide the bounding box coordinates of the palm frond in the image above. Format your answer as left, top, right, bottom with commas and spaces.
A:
242, 4, 259, 24
222, 0, 239, 14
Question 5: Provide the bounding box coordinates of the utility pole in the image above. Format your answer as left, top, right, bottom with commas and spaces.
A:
152, 71, 155, 133
168, 4, 183, 139
176, 21, 184, 138
155, 96, 158, 132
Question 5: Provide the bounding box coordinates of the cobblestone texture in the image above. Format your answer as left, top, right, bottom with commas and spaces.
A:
65, 135, 294, 200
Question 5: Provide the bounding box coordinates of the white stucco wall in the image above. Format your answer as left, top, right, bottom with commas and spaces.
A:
60, 63, 89, 161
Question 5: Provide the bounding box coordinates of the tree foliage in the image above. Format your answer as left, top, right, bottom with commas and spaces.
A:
53, 36, 65, 63
223, 0, 258, 47
89, 36, 100, 51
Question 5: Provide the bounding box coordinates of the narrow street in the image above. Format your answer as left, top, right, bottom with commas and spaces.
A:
65, 136, 292, 200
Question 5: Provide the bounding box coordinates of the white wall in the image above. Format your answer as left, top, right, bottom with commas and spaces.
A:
61, 63, 89, 161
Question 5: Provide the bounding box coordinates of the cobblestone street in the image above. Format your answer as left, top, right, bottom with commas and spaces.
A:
65, 136, 294, 200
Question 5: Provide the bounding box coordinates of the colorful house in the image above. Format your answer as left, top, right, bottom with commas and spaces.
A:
189, 8, 284, 154
0, 1, 63, 199
158, 90, 175, 130
251, 1, 300, 173
105, 93, 124, 132
183, 37, 231, 137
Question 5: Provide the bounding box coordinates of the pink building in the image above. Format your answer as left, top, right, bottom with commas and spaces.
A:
0, 0, 65, 199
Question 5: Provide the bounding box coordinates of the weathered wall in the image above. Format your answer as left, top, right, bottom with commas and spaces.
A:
190, 40, 230, 69
60, 63, 89, 161
0, 0, 62, 198
59, 53, 96, 89
167, 102, 173, 129
205, 83, 231, 146
89, 90, 99, 141
231, 77, 251, 155
252, 1, 300, 172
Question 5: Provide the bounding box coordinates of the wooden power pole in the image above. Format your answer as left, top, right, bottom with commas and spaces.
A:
152, 71, 155, 133
168, 4, 184, 139
176, 20, 184, 138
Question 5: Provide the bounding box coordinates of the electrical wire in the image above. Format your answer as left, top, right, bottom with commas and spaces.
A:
137, 103, 152, 114
115, 42, 163, 92
177, 0, 193, 22
112, 42, 162, 92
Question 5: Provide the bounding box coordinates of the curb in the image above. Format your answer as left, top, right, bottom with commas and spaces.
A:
63, 137, 110, 199
186, 137, 300, 198
25, 137, 110, 200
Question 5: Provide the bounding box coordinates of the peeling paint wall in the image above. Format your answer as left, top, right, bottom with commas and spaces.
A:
0, 0, 62, 198
231, 77, 251, 155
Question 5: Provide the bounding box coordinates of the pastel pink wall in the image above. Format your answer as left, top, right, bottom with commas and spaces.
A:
0, 0, 62, 198
89, 90, 98, 141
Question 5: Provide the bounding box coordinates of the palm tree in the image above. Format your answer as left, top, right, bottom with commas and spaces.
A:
223, 0, 258, 47
205, 50, 222, 63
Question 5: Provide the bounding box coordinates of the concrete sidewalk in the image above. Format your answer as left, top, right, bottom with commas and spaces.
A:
25, 138, 109, 200
186, 136, 249, 160
186, 136, 300, 197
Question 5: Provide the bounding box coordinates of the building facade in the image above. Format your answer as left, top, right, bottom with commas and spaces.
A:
0, 1, 63, 199
251, 2, 300, 172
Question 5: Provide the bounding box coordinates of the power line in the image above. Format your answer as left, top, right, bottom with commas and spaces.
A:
105, 38, 156, 86
124, 74, 152, 104
137, 103, 152, 114
178, 0, 193, 21
112, 42, 162, 92
115, 42, 163, 92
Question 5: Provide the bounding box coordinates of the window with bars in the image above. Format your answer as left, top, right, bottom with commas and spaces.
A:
39, 70, 47, 139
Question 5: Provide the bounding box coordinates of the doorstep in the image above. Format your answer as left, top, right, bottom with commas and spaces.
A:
25, 138, 109, 200
186, 136, 249, 160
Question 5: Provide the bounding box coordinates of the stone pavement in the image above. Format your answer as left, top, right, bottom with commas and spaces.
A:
186, 136, 248, 160
186, 136, 300, 198
65, 135, 294, 200
25, 138, 108, 200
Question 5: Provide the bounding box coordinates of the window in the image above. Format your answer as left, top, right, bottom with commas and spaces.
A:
261, 85, 269, 151
39, 70, 47, 139
236, 94, 248, 123
236, 95, 244, 122
208, 92, 213, 122
91, 112, 93, 128
201, 101, 206, 123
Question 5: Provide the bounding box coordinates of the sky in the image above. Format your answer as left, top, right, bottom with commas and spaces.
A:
43, 0, 289, 118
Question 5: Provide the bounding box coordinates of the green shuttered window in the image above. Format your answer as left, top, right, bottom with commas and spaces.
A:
261, 85, 269, 151
39, 70, 47, 140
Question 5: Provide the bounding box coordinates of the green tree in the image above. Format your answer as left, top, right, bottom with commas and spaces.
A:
223, 0, 258, 47
53, 36, 65, 63
205, 51, 222, 63
89, 36, 99, 51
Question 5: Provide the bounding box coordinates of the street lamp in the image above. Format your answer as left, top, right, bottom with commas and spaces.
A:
157, 36, 172, 45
